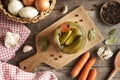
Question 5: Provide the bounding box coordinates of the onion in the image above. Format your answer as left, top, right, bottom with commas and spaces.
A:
35, 0, 50, 11
23, 0, 35, 6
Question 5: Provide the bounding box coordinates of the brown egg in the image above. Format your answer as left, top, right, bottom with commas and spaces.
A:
23, 0, 35, 6
35, 0, 50, 11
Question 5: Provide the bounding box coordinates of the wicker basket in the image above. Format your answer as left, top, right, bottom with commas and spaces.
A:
0, 0, 56, 23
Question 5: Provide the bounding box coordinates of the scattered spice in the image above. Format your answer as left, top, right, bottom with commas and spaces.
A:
39, 36, 50, 52
105, 37, 117, 45
108, 29, 117, 36
54, 58, 58, 60
50, 54, 54, 57
59, 55, 62, 58
75, 14, 79, 17
79, 19, 83, 22
88, 28, 96, 41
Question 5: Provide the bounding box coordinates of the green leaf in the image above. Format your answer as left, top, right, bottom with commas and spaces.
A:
88, 28, 96, 41
39, 37, 50, 52
108, 29, 117, 36
105, 37, 117, 45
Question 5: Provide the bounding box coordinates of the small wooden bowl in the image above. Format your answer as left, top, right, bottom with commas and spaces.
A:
100, 1, 120, 25
0, 0, 56, 24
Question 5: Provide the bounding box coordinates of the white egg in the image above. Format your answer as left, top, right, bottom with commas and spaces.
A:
19, 7, 39, 18
8, 1, 24, 16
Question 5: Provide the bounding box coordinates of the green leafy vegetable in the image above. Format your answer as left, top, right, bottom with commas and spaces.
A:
108, 29, 117, 36
105, 37, 117, 45
39, 36, 50, 52
88, 28, 96, 41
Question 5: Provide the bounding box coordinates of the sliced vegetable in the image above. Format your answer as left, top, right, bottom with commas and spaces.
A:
59, 22, 70, 32
105, 37, 117, 45
71, 52, 90, 78
87, 69, 97, 80
88, 28, 96, 41
78, 57, 96, 80
59, 30, 72, 44
108, 29, 117, 36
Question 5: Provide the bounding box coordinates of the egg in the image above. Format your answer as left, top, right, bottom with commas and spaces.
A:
8, 1, 24, 16
23, 0, 35, 6
35, 0, 50, 11
19, 7, 39, 18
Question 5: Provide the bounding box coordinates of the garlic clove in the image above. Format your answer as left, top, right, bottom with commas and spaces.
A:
104, 51, 113, 59
23, 45, 33, 53
97, 46, 113, 60
5, 32, 20, 48
61, 6, 68, 14
97, 46, 104, 57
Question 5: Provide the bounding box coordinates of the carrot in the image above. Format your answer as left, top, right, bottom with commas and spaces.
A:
71, 52, 90, 78
87, 69, 97, 80
59, 22, 70, 32
78, 57, 96, 80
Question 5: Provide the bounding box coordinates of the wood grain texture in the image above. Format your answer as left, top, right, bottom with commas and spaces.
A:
8, 0, 120, 80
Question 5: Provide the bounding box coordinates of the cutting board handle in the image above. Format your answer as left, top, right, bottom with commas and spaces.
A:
19, 53, 43, 72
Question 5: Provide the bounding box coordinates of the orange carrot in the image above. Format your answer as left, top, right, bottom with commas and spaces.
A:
87, 68, 97, 80
78, 57, 96, 80
71, 52, 90, 78
59, 22, 70, 32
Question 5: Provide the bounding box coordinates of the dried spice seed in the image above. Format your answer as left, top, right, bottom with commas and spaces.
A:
75, 14, 79, 17
75, 21, 78, 23
101, 1, 120, 24
79, 19, 83, 22
50, 54, 54, 57
59, 55, 62, 58
54, 58, 58, 60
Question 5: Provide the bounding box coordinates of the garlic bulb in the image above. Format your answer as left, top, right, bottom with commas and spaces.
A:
5, 32, 20, 48
19, 7, 39, 18
97, 46, 113, 60
8, 1, 24, 16
23, 45, 33, 53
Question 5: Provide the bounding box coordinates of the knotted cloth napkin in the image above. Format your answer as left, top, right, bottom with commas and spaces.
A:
0, 12, 58, 80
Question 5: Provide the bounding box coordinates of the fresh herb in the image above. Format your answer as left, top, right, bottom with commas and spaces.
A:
39, 36, 50, 52
108, 29, 117, 36
88, 28, 96, 41
105, 37, 117, 45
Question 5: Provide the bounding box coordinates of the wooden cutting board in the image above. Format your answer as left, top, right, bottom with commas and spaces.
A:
19, 6, 104, 72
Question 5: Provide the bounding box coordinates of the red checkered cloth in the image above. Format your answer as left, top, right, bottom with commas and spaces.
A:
0, 12, 58, 80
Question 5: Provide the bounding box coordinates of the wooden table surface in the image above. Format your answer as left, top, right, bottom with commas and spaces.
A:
8, 0, 120, 80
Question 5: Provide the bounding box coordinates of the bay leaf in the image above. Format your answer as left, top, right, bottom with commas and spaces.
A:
39, 37, 50, 52
88, 28, 96, 41
105, 37, 117, 45
108, 29, 117, 36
